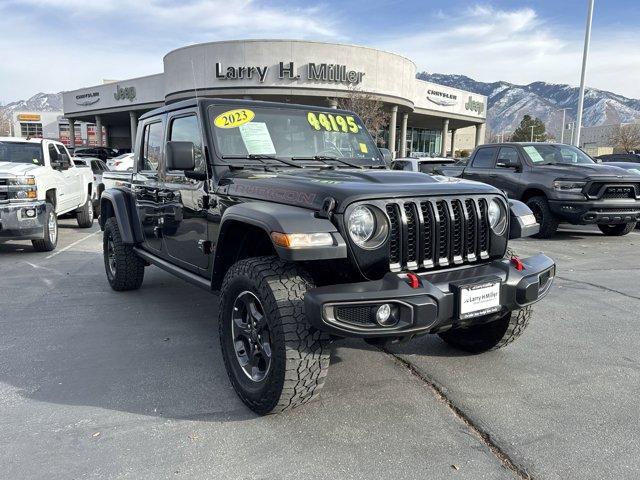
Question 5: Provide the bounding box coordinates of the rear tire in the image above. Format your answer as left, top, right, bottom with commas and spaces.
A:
76, 199, 94, 228
526, 196, 559, 239
219, 256, 331, 415
598, 222, 636, 236
438, 306, 533, 353
31, 203, 57, 252
103, 217, 145, 291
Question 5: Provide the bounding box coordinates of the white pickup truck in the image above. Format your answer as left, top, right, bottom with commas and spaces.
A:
0, 137, 95, 251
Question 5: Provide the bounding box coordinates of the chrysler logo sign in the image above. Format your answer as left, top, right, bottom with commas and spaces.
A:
75, 92, 100, 106
426, 89, 458, 107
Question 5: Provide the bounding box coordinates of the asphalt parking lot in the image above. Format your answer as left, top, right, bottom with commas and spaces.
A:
1, 220, 638, 479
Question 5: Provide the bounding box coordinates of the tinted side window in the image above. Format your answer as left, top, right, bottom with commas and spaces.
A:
48, 144, 59, 162
472, 147, 497, 168
498, 147, 519, 163
391, 161, 406, 170
168, 115, 204, 172
90, 160, 102, 173
140, 121, 163, 171
56, 144, 69, 158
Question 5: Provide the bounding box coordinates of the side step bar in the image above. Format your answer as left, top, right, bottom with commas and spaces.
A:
133, 247, 211, 291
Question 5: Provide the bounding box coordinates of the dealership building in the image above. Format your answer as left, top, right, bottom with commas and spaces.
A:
62, 40, 488, 158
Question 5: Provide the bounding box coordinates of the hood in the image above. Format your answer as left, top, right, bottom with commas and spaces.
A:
0, 161, 43, 177
534, 163, 640, 180
221, 167, 501, 213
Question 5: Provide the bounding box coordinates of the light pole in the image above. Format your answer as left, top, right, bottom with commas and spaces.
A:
530, 125, 535, 142
559, 108, 570, 144
574, 0, 595, 147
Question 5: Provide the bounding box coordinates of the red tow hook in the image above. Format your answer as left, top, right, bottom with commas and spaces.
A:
405, 272, 421, 289
510, 256, 525, 271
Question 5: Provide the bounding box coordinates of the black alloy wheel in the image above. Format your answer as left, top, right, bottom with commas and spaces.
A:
106, 235, 117, 280
231, 291, 272, 382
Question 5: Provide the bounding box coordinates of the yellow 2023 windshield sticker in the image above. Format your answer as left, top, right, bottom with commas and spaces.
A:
214, 109, 255, 128
307, 112, 359, 133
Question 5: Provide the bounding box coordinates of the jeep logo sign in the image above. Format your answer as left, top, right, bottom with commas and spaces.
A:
114, 85, 137, 102
465, 96, 485, 115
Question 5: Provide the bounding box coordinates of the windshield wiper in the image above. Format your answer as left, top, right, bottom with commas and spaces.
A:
291, 155, 364, 169
221, 154, 304, 169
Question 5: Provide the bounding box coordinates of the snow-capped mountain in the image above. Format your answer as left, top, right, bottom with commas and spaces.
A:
0, 92, 63, 115
417, 73, 640, 138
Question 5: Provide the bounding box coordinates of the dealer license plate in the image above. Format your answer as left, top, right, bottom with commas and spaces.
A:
458, 281, 501, 319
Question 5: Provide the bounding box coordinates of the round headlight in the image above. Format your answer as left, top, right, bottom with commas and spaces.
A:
488, 199, 507, 234
348, 206, 376, 246
16, 190, 27, 199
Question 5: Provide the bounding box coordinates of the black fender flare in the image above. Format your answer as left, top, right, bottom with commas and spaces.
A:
99, 188, 144, 244
508, 199, 539, 239
215, 201, 347, 264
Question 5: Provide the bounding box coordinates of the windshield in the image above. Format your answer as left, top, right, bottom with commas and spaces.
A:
0, 141, 44, 165
523, 144, 594, 165
209, 105, 382, 166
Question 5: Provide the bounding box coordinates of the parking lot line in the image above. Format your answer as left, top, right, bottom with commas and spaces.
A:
45, 230, 101, 259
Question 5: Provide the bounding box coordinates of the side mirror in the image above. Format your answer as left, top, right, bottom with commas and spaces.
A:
166, 141, 195, 171
378, 148, 392, 164
496, 158, 520, 170
508, 200, 539, 239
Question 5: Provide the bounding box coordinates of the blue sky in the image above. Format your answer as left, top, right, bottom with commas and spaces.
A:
1, 0, 639, 103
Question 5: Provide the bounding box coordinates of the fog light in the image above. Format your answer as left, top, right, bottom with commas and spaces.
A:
25, 209, 36, 218
375, 304, 393, 326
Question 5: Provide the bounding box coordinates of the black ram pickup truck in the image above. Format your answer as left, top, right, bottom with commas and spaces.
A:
437, 142, 640, 237
99, 99, 555, 415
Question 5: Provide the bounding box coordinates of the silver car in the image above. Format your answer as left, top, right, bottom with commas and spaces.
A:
72, 157, 109, 213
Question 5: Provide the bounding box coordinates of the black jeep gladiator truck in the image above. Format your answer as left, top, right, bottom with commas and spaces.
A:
99, 99, 555, 415
436, 142, 640, 238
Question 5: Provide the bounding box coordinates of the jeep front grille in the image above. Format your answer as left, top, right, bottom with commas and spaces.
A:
385, 197, 491, 272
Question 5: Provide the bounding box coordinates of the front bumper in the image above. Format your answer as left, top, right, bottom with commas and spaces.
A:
0, 201, 47, 240
305, 254, 555, 339
548, 199, 640, 224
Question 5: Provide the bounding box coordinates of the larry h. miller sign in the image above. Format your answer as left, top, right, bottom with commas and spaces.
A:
215, 61, 365, 85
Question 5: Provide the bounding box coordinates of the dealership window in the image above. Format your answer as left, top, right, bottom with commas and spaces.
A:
140, 122, 162, 171
20, 122, 43, 138
381, 126, 442, 156
168, 115, 204, 173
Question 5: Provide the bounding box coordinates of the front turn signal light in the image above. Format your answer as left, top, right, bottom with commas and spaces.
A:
271, 232, 334, 248
26, 190, 37, 199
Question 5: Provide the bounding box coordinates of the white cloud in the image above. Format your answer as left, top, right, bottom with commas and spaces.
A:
376, 4, 640, 98
0, 0, 339, 102
1, 1, 638, 103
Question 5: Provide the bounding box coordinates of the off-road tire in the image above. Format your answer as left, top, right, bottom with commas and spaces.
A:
31, 203, 57, 252
598, 222, 636, 236
526, 196, 559, 239
438, 306, 533, 353
219, 256, 331, 415
76, 199, 94, 228
103, 217, 145, 291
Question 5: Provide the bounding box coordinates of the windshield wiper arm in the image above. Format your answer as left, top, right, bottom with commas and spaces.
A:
291, 155, 364, 169
221, 154, 304, 169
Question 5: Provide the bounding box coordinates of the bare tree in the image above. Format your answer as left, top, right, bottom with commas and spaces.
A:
0, 106, 13, 136
330, 88, 389, 144
608, 123, 640, 152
